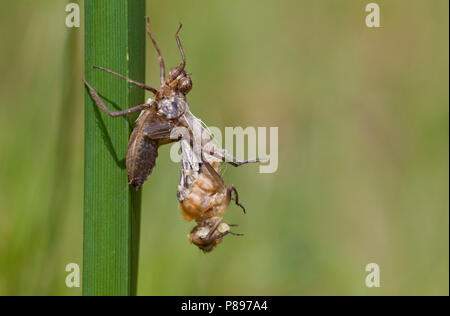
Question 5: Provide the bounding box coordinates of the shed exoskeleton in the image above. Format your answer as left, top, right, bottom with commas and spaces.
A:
83, 17, 256, 190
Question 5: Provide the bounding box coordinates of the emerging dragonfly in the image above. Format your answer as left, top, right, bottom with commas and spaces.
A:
83, 17, 261, 251
177, 139, 246, 252
83, 17, 256, 190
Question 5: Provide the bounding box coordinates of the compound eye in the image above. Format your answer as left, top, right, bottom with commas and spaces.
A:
168, 66, 180, 81
217, 222, 231, 234
179, 77, 192, 94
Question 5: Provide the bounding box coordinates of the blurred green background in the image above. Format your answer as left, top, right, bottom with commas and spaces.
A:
0, 0, 448, 295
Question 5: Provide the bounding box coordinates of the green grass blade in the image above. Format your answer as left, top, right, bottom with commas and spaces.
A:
83, 0, 145, 296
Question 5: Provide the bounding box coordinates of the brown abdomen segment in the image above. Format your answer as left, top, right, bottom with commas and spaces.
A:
126, 126, 159, 190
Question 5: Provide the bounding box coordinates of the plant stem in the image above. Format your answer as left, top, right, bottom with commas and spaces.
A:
83, 0, 145, 296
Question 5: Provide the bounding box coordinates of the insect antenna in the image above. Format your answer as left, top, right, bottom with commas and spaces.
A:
175, 22, 186, 71
145, 16, 166, 84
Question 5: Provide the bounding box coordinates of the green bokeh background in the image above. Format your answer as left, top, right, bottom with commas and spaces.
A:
0, 0, 448, 295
